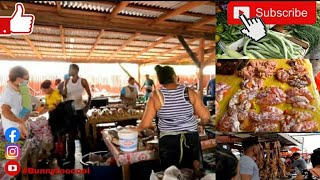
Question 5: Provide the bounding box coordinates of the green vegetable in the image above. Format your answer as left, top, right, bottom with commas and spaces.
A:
285, 25, 320, 54
226, 46, 245, 58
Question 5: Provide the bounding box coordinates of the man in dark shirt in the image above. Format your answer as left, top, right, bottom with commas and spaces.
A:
140, 74, 155, 101
292, 152, 308, 174
207, 78, 215, 98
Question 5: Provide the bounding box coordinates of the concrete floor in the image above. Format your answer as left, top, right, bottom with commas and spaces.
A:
51, 140, 85, 180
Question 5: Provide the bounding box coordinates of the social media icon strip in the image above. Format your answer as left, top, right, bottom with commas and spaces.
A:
5, 160, 21, 177
5, 144, 20, 160
5, 127, 20, 143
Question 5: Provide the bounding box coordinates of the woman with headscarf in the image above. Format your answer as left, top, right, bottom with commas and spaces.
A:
135, 65, 210, 177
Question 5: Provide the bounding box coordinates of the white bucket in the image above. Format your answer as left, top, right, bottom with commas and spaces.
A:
118, 129, 138, 152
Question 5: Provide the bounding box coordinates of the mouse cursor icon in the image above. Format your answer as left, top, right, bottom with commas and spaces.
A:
239, 14, 267, 41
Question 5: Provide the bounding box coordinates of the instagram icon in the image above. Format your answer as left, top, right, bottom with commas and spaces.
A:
5, 144, 20, 160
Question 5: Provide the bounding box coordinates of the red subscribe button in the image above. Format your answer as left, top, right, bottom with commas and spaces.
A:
228, 1, 316, 25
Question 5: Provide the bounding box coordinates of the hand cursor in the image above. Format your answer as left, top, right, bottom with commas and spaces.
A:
239, 14, 266, 41
10, 3, 35, 34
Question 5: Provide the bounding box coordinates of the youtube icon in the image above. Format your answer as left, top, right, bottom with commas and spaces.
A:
228, 1, 316, 25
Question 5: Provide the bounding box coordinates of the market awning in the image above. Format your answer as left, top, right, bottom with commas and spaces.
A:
0, 1, 215, 64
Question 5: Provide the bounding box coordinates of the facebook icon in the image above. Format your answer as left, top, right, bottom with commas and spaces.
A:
5, 128, 20, 143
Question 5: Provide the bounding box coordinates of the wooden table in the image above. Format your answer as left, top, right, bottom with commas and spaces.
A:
101, 129, 215, 180
87, 114, 143, 145
101, 130, 158, 180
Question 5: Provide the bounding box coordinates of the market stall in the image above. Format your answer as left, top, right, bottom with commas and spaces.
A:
215, 59, 320, 132
100, 125, 216, 180
216, 133, 303, 180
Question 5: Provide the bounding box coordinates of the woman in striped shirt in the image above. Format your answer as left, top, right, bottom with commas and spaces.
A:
136, 65, 211, 177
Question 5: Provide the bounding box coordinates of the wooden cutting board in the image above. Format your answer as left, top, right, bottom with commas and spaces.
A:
216, 59, 320, 132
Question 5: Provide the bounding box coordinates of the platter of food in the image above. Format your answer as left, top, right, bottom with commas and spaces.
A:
215, 59, 320, 132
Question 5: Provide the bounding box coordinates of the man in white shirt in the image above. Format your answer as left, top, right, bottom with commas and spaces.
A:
240, 139, 260, 180
0, 66, 29, 138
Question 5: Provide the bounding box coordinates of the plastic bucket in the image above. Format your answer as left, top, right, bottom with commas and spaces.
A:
80, 151, 121, 180
118, 129, 138, 152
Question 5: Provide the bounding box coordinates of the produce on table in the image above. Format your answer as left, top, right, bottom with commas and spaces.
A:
285, 25, 320, 54
218, 30, 306, 59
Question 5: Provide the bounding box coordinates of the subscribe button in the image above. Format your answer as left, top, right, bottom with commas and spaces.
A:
228, 1, 316, 25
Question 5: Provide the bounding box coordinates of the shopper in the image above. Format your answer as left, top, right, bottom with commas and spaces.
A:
40, 80, 62, 112
54, 79, 61, 88
135, 65, 210, 177
207, 78, 215, 99
240, 139, 260, 180
216, 147, 240, 180
296, 148, 320, 180
91, 84, 100, 94
140, 74, 156, 101
292, 152, 308, 174
120, 77, 138, 108
63, 64, 91, 160
0, 66, 29, 138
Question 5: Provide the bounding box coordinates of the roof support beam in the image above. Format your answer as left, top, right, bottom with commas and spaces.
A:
87, 29, 105, 60
56, 1, 61, 14
150, 1, 208, 25
59, 25, 66, 59
108, 32, 141, 61
0, 2, 8, 10
147, 46, 214, 65
178, 35, 200, 68
188, 16, 216, 29
23, 35, 42, 59
0, 44, 15, 58
130, 35, 171, 61
144, 38, 199, 63
107, 2, 130, 21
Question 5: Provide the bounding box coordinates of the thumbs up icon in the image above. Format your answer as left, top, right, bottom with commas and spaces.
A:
0, 3, 34, 35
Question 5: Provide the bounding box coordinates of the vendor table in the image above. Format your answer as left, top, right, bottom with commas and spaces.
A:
102, 130, 158, 180
87, 114, 143, 145
101, 129, 215, 180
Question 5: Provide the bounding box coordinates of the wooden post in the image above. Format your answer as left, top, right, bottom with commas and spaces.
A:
138, 64, 141, 85
198, 38, 205, 99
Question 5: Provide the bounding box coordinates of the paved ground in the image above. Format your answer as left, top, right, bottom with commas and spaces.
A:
51, 140, 85, 180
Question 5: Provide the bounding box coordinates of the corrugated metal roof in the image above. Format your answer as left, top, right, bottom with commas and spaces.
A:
64, 29, 100, 38
168, 15, 202, 23
62, 1, 114, 13
123, 47, 144, 52
33, 26, 60, 35
65, 37, 96, 44
33, 42, 62, 48
66, 49, 91, 53
120, 7, 162, 18
38, 48, 61, 52
148, 49, 167, 53
118, 51, 138, 55
95, 45, 119, 50
188, 5, 215, 15
29, 34, 61, 43
93, 50, 115, 54
33, 1, 56, 6
155, 43, 178, 49
136, 35, 161, 42
128, 41, 151, 47
129, 1, 188, 10
99, 39, 126, 46
103, 32, 133, 39
7, 46, 32, 51
65, 44, 91, 49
